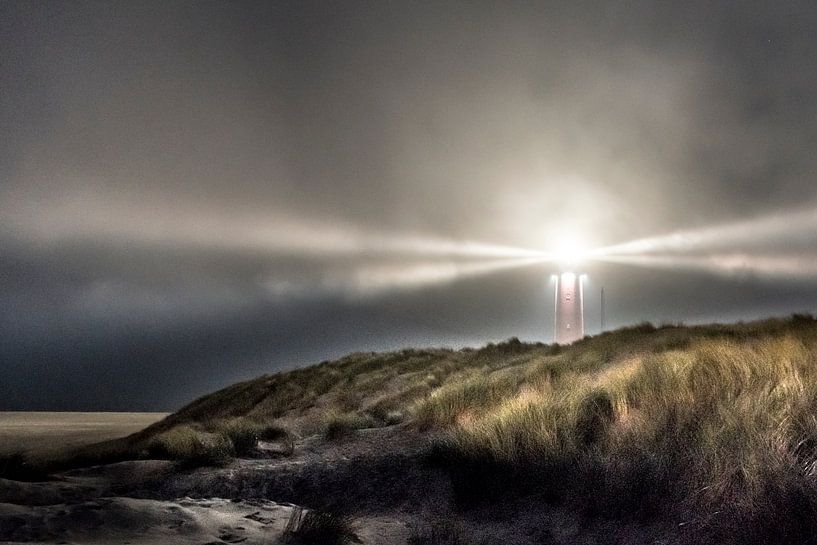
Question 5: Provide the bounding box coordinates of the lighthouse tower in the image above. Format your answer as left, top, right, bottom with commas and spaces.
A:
554, 272, 584, 344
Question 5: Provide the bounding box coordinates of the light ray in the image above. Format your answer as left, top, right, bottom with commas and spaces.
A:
590, 208, 817, 257
3, 198, 546, 260
596, 253, 817, 279
261, 256, 549, 298
9, 194, 817, 296
581, 207, 817, 280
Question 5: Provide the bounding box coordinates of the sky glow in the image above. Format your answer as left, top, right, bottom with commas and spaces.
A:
4, 1, 817, 410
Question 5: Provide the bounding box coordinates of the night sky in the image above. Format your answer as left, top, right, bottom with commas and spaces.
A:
2, 1, 817, 411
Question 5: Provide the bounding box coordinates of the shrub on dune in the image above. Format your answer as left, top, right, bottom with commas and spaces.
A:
281, 509, 357, 545
147, 425, 234, 467
324, 412, 377, 440
214, 419, 260, 456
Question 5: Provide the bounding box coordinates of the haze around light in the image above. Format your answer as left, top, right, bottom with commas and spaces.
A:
5, 194, 816, 297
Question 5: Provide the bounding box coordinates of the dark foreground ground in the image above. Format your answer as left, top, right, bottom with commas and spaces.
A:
0, 424, 672, 545
4, 317, 817, 544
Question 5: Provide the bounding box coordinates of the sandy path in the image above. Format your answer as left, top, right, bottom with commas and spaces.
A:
0, 497, 299, 544
0, 426, 423, 544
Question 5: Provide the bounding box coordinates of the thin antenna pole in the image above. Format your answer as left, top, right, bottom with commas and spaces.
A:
600, 286, 606, 332
553, 274, 559, 342
579, 274, 585, 338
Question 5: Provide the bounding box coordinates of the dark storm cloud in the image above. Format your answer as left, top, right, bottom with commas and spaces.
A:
2, 1, 817, 410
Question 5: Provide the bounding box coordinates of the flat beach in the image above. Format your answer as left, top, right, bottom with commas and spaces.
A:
0, 412, 167, 455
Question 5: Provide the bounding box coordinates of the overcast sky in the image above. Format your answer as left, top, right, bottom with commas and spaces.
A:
2, 1, 817, 411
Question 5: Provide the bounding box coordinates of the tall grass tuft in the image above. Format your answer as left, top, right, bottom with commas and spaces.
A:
281, 508, 357, 545
147, 425, 234, 467
324, 412, 376, 440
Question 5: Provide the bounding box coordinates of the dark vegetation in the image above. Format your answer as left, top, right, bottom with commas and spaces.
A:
407, 522, 472, 545
0, 452, 51, 482
281, 509, 358, 545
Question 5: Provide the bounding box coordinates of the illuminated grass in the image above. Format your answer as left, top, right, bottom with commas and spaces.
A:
426, 319, 817, 541
147, 425, 234, 467
20, 314, 817, 542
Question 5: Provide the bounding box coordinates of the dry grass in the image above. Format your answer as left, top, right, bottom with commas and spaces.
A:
281, 508, 357, 545
425, 316, 817, 542
14, 314, 817, 542
146, 425, 234, 467
124, 313, 817, 541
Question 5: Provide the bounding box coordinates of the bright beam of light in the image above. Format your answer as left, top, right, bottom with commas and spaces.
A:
596, 253, 817, 279
9, 193, 817, 296
4, 197, 546, 260
4, 196, 554, 297
585, 207, 817, 280
333, 256, 549, 295
261, 256, 549, 298
590, 208, 817, 257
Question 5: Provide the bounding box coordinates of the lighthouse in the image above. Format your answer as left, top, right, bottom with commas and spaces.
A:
554, 271, 584, 344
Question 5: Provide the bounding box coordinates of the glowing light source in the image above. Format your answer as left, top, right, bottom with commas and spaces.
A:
550, 236, 589, 266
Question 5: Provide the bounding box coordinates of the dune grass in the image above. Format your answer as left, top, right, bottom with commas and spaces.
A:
11, 314, 817, 542
422, 316, 817, 542
146, 425, 234, 467
281, 508, 357, 545
324, 412, 379, 441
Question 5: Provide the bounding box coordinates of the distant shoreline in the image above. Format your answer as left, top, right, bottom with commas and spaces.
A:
0, 411, 169, 414
0, 412, 168, 456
